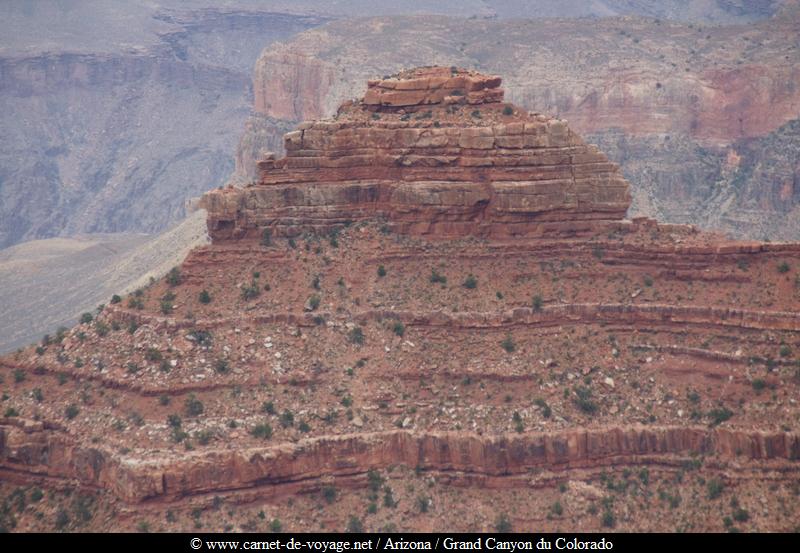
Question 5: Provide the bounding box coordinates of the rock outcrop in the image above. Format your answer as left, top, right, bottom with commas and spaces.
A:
2, 417, 797, 503
3, 67, 800, 533
204, 68, 630, 240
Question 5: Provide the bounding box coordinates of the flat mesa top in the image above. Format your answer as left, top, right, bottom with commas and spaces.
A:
363, 66, 504, 109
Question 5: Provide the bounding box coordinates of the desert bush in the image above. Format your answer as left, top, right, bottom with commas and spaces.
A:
166, 267, 181, 286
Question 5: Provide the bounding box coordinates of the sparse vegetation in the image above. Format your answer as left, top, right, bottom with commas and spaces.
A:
199, 290, 212, 304
707, 478, 725, 499
463, 274, 478, 289
166, 267, 181, 286
346, 516, 364, 533
261, 228, 272, 247
777, 261, 790, 273
501, 334, 516, 353
532, 295, 543, 311
573, 385, 598, 414
377, 265, 386, 277
348, 327, 365, 345
280, 410, 295, 428
65, 404, 80, 420
494, 513, 512, 532
392, 321, 405, 337
429, 269, 447, 285
251, 422, 273, 439
184, 395, 204, 417
708, 406, 733, 426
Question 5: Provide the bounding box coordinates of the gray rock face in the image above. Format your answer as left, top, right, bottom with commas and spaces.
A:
0, 7, 324, 249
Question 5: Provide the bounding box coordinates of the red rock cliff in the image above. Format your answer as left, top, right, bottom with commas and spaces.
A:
205, 67, 631, 240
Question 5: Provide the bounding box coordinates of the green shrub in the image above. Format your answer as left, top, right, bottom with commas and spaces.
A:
573, 386, 598, 414
502, 105, 514, 116
780, 345, 792, 357
643, 275, 654, 287
4, 407, 19, 417
707, 478, 724, 500
367, 469, 384, 492
65, 404, 79, 420
532, 295, 543, 311
534, 398, 552, 418
280, 410, 294, 428
261, 228, 272, 247
145, 348, 162, 362
261, 401, 276, 415
55, 509, 70, 530
251, 422, 273, 439
166, 267, 181, 286
501, 335, 515, 353
601, 509, 615, 528
708, 407, 733, 426
322, 485, 337, 504
184, 395, 204, 417
418, 496, 431, 513
214, 359, 230, 374
110, 294, 121, 304
494, 514, 512, 532
429, 269, 447, 285
349, 327, 365, 345
777, 261, 790, 273
270, 518, 282, 532
392, 321, 405, 337
298, 421, 311, 433
463, 274, 478, 289
13, 368, 26, 383
241, 281, 260, 300
188, 329, 212, 346
346, 516, 363, 533
733, 508, 749, 522
80, 312, 93, 324
751, 378, 766, 392
377, 265, 387, 277
308, 295, 321, 311
194, 430, 213, 445
199, 290, 212, 304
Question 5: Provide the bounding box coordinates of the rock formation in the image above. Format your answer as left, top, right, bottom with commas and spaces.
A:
2, 68, 800, 533
205, 68, 630, 241
239, 13, 800, 241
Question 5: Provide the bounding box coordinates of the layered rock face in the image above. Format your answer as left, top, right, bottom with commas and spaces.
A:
3, 67, 800, 533
205, 68, 630, 240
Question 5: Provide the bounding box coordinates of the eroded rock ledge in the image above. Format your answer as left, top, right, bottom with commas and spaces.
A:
1, 418, 797, 503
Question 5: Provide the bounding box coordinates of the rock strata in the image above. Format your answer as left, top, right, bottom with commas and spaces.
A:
204, 68, 630, 240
